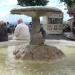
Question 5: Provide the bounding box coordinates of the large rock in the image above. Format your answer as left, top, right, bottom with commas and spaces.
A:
13, 44, 64, 61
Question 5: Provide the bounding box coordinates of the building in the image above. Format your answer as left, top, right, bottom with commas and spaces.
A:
42, 9, 63, 34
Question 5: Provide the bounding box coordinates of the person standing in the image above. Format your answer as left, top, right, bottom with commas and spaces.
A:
40, 26, 46, 38
0, 21, 8, 41
13, 19, 30, 42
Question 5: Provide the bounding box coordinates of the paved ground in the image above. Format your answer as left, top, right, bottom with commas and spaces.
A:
46, 32, 75, 41
46, 34, 67, 40
8, 33, 75, 41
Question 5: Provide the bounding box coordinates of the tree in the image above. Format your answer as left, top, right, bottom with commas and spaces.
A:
60, 0, 75, 34
17, 0, 49, 6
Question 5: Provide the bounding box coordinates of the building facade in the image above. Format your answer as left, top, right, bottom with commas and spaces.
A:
43, 10, 63, 34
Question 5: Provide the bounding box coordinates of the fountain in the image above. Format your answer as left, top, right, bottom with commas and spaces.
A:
11, 6, 64, 60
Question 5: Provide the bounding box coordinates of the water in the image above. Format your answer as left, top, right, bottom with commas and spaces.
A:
0, 40, 75, 75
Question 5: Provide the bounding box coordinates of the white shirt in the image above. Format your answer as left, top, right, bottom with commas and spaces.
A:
14, 23, 30, 42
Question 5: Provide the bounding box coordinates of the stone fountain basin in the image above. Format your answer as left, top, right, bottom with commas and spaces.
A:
0, 40, 75, 75
0, 39, 75, 47
11, 6, 62, 17
1, 39, 75, 60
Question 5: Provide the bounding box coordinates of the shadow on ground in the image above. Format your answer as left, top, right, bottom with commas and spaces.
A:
46, 34, 67, 40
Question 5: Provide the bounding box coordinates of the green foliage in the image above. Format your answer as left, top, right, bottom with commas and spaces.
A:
60, 0, 75, 7
17, 0, 49, 6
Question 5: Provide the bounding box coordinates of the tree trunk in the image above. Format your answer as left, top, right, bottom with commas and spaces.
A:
30, 17, 45, 45
72, 16, 75, 35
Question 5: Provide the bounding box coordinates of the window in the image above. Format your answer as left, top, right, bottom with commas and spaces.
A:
48, 17, 63, 24
54, 25, 57, 30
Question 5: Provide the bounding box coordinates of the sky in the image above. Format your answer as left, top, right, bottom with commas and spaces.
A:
0, 0, 72, 23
